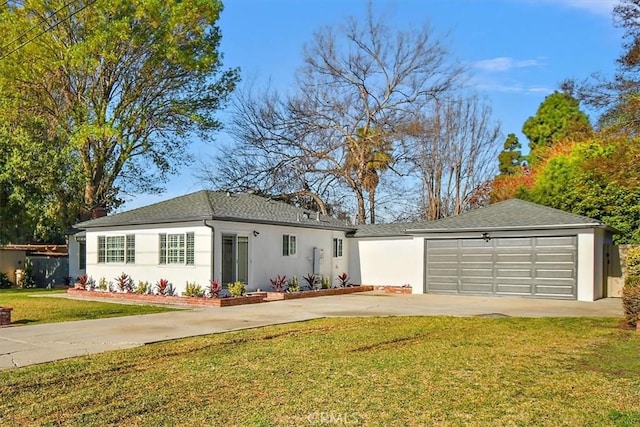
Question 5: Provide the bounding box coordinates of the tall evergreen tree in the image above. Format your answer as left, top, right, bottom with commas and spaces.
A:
497, 133, 523, 175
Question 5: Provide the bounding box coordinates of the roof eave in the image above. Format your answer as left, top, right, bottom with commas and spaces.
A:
405, 223, 610, 234
76, 215, 355, 232
76, 215, 213, 229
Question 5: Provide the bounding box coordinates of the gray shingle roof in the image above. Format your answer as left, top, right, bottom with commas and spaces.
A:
351, 199, 608, 237
75, 191, 353, 230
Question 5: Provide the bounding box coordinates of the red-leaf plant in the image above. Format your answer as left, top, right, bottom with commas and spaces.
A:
208, 280, 222, 299
303, 273, 317, 291
269, 275, 287, 292
76, 274, 88, 289
155, 279, 175, 296
337, 272, 350, 288
114, 273, 134, 293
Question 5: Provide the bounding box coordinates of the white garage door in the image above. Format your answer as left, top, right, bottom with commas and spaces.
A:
425, 236, 577, 299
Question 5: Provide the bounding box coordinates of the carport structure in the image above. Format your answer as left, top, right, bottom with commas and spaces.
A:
349, 199, 615, 301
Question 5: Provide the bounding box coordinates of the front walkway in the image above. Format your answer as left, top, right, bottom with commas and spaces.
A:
0, 292, 623, 369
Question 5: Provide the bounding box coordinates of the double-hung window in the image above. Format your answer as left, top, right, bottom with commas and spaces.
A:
332, 237, 343, 258
98, 235, 135, 263
282, 234, 297, 256
159, 232, 195, 265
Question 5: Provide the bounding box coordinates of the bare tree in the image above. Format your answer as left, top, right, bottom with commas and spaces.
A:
406, 95, 501, 220
202, 5, 464, 224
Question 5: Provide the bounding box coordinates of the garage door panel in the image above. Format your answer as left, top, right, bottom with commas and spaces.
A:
461, 268, 493, 277
535, 236, 576, 247
461, 254, 493, 263
536, 268, 574, 279
426, 236, 577, 299
535, 285, 574, 296
496, 253, 534, 263
536, 253, 574, 263
429, 269, 459, 278
428, 240, 459, 249
461, 282, 493, 293
496, 268, 533, 278
461, 239, 492, 248
496, 237, 533, 247
428, 281, 459, 292
496, 283, 533, 294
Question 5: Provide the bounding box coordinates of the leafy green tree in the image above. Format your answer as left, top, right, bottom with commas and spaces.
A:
522, 92, 593, 159
497, 133, 524, 175
0, 0, 238, 232
517, 139, 640, 243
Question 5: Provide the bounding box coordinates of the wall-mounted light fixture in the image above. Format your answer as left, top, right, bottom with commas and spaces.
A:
481, 232, 491, 242
253, 230, 260, 237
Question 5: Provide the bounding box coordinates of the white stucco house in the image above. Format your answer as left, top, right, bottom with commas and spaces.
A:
69, 191, 615, 301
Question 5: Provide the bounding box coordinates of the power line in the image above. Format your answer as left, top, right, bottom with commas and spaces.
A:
0, 0, 98, 61
0, 0, 79, 54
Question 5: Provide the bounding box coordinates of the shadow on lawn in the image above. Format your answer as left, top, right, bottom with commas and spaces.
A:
11, 319, 36, 325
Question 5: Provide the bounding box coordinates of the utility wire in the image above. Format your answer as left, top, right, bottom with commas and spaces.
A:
0, 0, 98, 61
0, 0, 78, 53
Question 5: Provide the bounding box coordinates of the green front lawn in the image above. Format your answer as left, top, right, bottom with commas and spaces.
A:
0, 289, 175, 325
1, 316, 638, 425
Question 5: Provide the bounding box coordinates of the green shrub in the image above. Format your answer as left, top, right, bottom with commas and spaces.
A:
622, 275, 640, 328
320, 276, 331, 289
184, 282, 204, 297
288, 276, 300, 292
228, 281, 246, 297
134, 281, 149, 294
0, 272, 12, 289
626, 247, 640, 277
18, 260, 36, 288
98, 277, 108, 291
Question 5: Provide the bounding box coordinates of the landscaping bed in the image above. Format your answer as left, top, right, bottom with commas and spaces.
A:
66, 288, 265, 307
264, 285, 374, 301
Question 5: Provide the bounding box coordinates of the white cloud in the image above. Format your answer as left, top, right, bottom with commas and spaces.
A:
530, 0, 616, 17
473, 57, 541, 72
473, 80, 553, 95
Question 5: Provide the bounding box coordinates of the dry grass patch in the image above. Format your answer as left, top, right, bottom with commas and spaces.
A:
0, 316, 639, 425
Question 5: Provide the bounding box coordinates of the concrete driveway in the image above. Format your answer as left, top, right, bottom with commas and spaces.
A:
0, 292, 623, 370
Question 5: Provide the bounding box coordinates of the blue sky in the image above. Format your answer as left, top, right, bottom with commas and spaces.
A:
120, 0, 622, 211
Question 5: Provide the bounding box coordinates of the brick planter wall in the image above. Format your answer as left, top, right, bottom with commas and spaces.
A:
67, 288, 265, 307
0, 307, 12, 326
372, 285, 413, 294
264, 285, 374, 301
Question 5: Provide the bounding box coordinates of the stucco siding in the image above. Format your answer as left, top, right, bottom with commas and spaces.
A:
212, 221, 348, 291
0, 250, 25, 284
349, 237, 422, 291
85, 223, 212, 295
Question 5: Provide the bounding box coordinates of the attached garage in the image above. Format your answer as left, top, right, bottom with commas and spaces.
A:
425, 236, 577, 299
349, 199, 615, 301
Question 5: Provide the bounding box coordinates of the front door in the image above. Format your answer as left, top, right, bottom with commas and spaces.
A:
222, 234, 249, 285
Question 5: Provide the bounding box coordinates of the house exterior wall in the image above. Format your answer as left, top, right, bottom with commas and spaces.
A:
84, 222, 213, 295
0, 250, 25, 284
348, 237, 423, 293
350, 227, 608, 301
576, 228, 609, 301
211, 220, 348, 291
80, 220, 348, 295
67, 236, 85, 280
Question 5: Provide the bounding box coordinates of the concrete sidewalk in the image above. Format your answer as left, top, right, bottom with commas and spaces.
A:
0, 292, 623, 370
